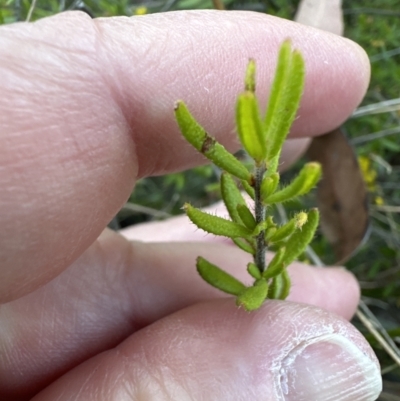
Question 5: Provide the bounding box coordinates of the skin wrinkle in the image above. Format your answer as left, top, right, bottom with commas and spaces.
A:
254, 306, 377, 400
23, 296, 380, 400
279, 335, 381, 400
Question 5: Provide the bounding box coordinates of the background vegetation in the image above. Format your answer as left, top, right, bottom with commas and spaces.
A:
1, 0, 399, 397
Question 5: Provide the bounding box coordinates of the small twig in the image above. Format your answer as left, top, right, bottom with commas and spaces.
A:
59, 0, 66, 12
352, 98, 400, 118
369, 152, 393, 174
14, 0, 22, 21
122, 202, 172, 219
370, 47, 400, 63
212, 0, 225, 10
25, 0, 38, 22
381, 363, 399, 375
254, 165, 266, 272
350, 126, 400, 145
357, 300, 400, 368
161, 0, 180, 12
372, 205, 400, 213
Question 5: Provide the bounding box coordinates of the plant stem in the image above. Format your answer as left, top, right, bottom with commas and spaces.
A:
254, 164, 266, 272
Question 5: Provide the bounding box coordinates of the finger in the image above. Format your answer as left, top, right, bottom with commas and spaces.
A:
0, 11, 370, 302
32, 300, 381, 401
0, 231, 359, 399
280, 137, 311, 171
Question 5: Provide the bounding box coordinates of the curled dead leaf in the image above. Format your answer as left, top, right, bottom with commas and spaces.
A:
307, 129, 370, 264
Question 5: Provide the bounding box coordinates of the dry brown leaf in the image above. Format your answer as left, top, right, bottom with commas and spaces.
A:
294, 0, 344, 35
295, 1, 369, 263
307, 129, 369, 263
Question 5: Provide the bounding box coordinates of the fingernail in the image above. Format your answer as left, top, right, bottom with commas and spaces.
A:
280, 333, 382, 401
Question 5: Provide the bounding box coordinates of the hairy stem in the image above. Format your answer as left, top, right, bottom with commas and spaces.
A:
254, 164, 267, 272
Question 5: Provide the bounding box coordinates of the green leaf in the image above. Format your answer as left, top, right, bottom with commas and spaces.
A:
174, 101, 207, 151
267, 220, 295, 243
254, 216, 276, 237
236, 279, 268, 311
264, 40, 291, 141
247, 262, 261, 279
236, 204, 256, 230
245, 59, 256, 92
232, 238, 255, 254
236, 92, 267, 162
266, 155, 280, 176
280, 208, 319, 268
206, 142, 252, 181
220, 172, 246, 224
261, 172, 280, 200
197, 257, 246, 296
268, 270, 291, 300
184, 203, 252, 238
252, 220, 269, 237
268, 211, 307, 243
263, 247, 286, 279
265, 41, 306, 161
263, 162, 321, 204
175, 101, 251, 181
241, 179, 255, 199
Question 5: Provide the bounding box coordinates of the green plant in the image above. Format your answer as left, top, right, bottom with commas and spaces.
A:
174, 40, 321, 311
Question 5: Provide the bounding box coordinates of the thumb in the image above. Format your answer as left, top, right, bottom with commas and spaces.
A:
33, 300, 382, 401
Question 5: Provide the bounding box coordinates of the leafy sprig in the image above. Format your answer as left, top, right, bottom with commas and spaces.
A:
174, 40, 321, 311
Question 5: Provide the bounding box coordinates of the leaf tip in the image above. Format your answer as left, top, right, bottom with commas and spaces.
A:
245, 58, 256, 92
182, 202, 191, 211
174, 100, 182, 111
295, 211, 308, 229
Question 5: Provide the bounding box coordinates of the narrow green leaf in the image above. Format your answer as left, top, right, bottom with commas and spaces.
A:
236, 279, 268, 311
241, 179, 255, 199
264, 42, 306, 161
197, 257, 246, 296
261, 172, 280, 200
175, 101, 251, 181
263, 247, 286, 279
236, 92, 266, 161
220, 173, 246, 224
205, 142, 251, 181
264, 40, 292, 144
279, 270, 291, 300
255, 216, 276, 238
264, 162, 322, 204
280, 209, 319, 268
236, 204, 256, 230
174, 101, 207, 152
268, 270, 291, 300
268, 220, 295, 243
252, 219, 269, 237
245, 59, 256, 92
184, 203, 252, 238
233, 238, 255, 254
247, 262, 262, 279
265, 226, 277, 240
266, 155, 280, 176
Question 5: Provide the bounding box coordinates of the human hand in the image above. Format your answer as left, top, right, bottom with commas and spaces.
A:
0, 10, 381, 400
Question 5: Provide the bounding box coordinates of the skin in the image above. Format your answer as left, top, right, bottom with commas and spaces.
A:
0, 10, 380, 401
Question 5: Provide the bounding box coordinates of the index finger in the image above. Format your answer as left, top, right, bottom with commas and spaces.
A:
0, 10, 370, 302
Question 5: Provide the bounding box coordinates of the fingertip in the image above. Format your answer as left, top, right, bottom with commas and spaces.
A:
32, 300, 381, 401
288, 263, 360, 320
